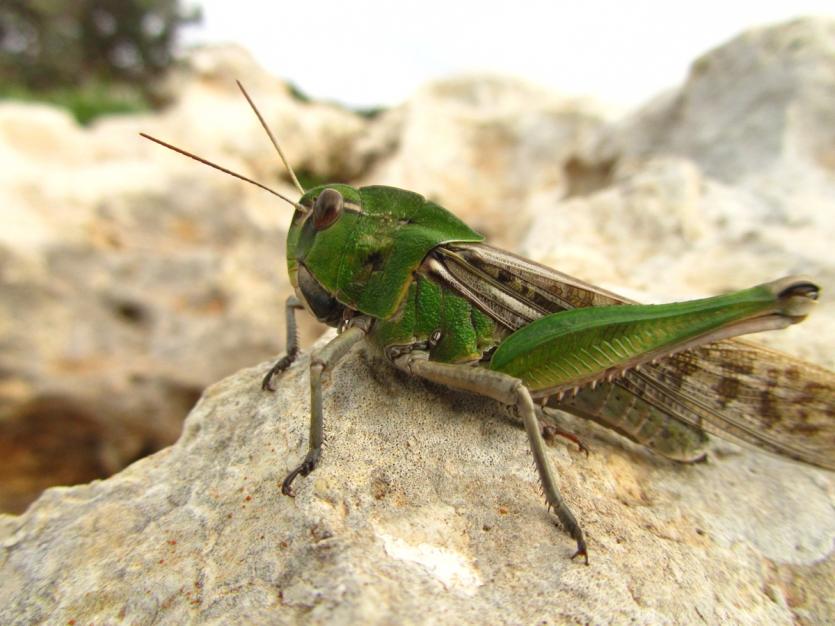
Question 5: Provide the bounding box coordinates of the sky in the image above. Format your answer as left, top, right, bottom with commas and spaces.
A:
182, 1, 835, 110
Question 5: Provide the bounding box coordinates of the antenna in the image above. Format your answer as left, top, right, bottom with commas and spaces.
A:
236, 80, 305, 195
139, 133, 308, 214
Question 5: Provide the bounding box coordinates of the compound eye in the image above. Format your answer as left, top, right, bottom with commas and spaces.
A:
312, 188, 344, 231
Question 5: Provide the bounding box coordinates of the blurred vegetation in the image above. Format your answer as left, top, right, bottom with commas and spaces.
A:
0, 81, 152, 125
287, 79, 386, 121
294, 169, 338, 191
0, 0, 200, 124
286, 81, 312, 104
354, 106, 385, 120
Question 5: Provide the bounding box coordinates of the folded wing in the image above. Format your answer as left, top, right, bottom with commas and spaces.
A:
423, 243, 835, 470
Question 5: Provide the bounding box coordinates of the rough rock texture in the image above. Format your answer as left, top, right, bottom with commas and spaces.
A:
1, 17, 835, 623
0, 339, 832, 624
0, 47, 358, 512
599, 18, 835, 220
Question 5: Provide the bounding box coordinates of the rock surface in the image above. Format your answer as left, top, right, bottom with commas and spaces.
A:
1, 17, 835, 624
0, 338, 832, 624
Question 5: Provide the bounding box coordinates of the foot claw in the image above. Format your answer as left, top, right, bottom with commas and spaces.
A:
541, 424, 590, 457
262, 349, 300, 392
281, 465, 305, 496
281, 453, 319, 497
261, 374, 276, 392
571, 545, 589, 565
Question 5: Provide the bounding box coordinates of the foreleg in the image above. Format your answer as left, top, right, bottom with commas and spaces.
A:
281, 323, 368, 495
262, 295, 306, 391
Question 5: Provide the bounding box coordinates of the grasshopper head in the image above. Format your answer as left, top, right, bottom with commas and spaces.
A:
290, 183, 484, 322
144, 83, 484, 327
287, 184, 364, 326
140, 83, 371, 328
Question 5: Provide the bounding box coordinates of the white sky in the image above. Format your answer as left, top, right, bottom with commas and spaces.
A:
182, 1, 835, 110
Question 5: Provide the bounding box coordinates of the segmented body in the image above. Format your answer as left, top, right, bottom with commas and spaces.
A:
287, 184, 714, 463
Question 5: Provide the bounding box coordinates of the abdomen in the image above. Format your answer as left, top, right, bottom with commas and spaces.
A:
553, 384, 710, 462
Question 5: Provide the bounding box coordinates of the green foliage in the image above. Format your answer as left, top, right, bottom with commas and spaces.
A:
0, 0, 199, 122
353, 106, 386, 120
0, 82, 150, 125
286, 81, 312, 104
293, 169, 335, 192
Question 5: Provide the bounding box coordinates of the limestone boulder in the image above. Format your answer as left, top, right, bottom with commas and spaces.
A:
0, 337, 831, 624
362, 76, 612, 247
597, 18, 835, 233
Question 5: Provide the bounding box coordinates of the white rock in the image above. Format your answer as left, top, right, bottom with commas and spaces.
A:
597, 18, 835, 229
362, 75, 611, 246
0, 344, 831, 623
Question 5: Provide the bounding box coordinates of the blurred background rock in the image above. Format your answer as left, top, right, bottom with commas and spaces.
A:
0, 3, 833, 521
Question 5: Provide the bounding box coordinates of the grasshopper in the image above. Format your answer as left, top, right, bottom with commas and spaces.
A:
142, 82, 835, 563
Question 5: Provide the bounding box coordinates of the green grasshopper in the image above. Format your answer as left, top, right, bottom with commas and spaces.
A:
142, 82, 835, 564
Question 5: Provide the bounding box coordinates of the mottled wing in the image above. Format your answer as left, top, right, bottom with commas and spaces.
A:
427, 243, 835, 470
623, 343, 835, 469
